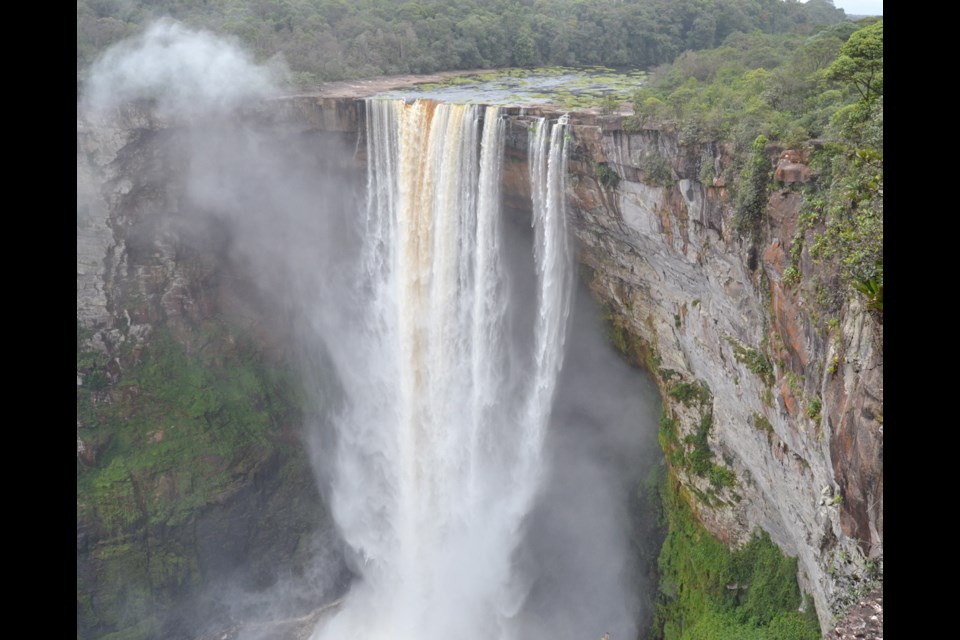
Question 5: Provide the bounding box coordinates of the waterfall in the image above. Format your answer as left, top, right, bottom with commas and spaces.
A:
313, 100, 572, 640
525, 115, 574, 468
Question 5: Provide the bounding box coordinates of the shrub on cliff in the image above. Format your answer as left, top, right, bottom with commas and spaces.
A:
734, 134, 772, 244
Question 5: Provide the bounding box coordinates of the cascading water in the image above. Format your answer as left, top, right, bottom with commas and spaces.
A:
312, 100, 573, 640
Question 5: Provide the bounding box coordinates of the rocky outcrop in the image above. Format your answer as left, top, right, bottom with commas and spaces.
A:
774, 149, 813, 184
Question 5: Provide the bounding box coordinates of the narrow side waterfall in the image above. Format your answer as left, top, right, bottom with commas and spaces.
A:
526, 115, 575, 458
313, 100, 573, 640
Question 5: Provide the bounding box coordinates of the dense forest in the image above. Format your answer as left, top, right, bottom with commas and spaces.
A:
78, 0, 848, 87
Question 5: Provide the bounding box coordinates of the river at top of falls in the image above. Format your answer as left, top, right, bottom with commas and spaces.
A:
310, 98, 658, 640
375, 67, 648, 107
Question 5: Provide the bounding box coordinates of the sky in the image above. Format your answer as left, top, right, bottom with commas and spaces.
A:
826, 0, 883, 16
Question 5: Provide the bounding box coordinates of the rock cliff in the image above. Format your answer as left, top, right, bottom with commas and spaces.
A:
552, 113, 883, 632
76, 103, 357, 638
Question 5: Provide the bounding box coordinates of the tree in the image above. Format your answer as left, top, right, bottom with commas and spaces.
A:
827, 20, 882, 103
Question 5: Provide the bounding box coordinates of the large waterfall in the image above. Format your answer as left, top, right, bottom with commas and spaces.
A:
313, 100, 573, 640
78, 25, 667, 640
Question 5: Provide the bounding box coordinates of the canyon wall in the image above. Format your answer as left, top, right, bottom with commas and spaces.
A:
552, 113, 882, 631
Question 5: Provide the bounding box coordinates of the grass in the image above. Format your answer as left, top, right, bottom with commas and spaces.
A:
595, 162, 621, 188
640, 151, 676, 187
752, 412, 775, 444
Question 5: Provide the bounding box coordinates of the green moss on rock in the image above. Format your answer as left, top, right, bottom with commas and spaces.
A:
77, 320, 323, 639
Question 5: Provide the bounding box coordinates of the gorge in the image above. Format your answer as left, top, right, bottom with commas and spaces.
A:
77, 25, 882, 640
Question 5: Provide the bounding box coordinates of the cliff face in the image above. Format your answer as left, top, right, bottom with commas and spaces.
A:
76, 104, 358, 638
553, 114, 883, 630
77, 97, 881, 636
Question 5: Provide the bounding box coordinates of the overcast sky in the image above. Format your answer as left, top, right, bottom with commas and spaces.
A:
828, 0, 883, 16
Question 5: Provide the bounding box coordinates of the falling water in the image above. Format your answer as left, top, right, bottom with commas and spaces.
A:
313, 100, 572, 640
525, 115, 575, 459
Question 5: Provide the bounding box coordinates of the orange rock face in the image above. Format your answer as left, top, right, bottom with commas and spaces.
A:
774, 149, 812, 184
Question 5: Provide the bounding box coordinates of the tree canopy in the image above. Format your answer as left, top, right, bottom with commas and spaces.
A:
78, 0, 850, 88
826, 19, 882, 103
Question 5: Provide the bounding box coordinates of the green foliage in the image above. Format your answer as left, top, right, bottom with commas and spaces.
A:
752, 412, 774, 436
805, 132, 883, 314
661, 379, 736, 492
78, 321, 314, 637
725, 337, 775, 387
647, 347, 664, 373
826, 21, 883, 104
640, 151, 676, 187
628, 29, 835, 146
600, 303, 662, 370
708, 464, 737, 489
781, 266, 800, 287
623, 20, 882, 315
659, 368, 680, 382
827, 354, 841, 376
773, 21, 883, 316
78, 323, 307, 531
805, 396, 822, 420
667, 379, 712, 408
609, 321, 629, 354
734, 135, 773, 243
77, 0, 851, 89
599, 93, 620, 115
852, 277, 882, 313
659, 411, 683, 467
77, 322, 111, 390
683, 413, 715, 476
595, 162, 621, 188
698, 159, 716, 185
652, 478, 821, 640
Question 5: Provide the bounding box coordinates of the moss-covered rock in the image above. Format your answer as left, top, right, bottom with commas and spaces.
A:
77, 320, 336, 640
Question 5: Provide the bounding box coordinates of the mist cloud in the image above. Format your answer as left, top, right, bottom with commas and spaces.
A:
82, 19, 286, 118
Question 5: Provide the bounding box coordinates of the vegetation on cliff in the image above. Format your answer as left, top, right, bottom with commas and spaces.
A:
652, 472, 821, 640
77, 6, 882, 637
77, 320, 323, 638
